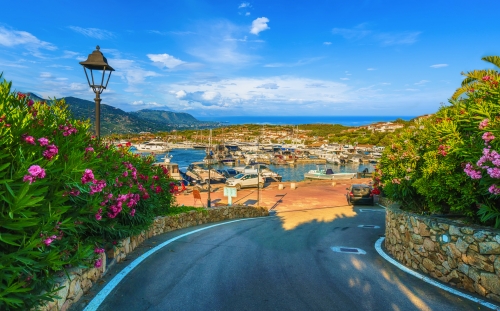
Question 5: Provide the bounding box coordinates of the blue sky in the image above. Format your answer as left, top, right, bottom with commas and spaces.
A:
0, 1, 498, 117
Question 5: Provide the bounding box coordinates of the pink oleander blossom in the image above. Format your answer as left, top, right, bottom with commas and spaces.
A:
95, 213, 102, 221
489, 184, 500, 195
38, 137, 49, 146
89, 180, 106, 195
94, 258, 102, 268
464, 163, 482, 179
28, 165, 46, 179
24, 136, 36, 145
23, 175, 35, 184
43, 144, 58, 160
483, 132, 495, 143
27, 99, 34, 107
94, 247, 105, 254
130, 208, 136, 216
43, 235, 57, 246
477, 148, 500, 168
479, 119, 489, 130
82, 169, 95, 184
85, 146, 94, 153
487, 167, 500, 179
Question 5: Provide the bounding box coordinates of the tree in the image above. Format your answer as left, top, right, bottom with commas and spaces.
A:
452, 56, 500, 100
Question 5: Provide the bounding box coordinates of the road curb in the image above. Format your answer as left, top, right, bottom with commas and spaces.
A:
375, 237, 500, 310
83, 218, 261, 311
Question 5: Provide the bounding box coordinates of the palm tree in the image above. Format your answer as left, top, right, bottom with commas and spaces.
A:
452, 56, 500, 100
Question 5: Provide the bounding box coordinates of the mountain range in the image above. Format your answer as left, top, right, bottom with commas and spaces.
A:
27, 93, 218, 135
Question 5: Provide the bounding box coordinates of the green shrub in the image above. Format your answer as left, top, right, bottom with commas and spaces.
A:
377, 74, 500, 225
0, 76, 174, 310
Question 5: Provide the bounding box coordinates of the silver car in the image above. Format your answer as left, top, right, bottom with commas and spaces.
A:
225, 173, 265, 190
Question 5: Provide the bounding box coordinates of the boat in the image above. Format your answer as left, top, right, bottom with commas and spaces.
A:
304, 166, 356, 180
135, 140, 170, 152
234, 164, 282, 182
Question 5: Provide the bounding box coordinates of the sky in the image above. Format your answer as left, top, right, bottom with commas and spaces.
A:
0, 0, 498, 118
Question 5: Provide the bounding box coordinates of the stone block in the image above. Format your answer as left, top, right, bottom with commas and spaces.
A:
444, 244, 462, 259
475, 282, 488, 296
423, 238, 435, 252
423, 258, 436, 272
447, 270, 460, 283
419, 222, 430, 236
458, 263, 469, 275
481, 272, 500, 295
67, 278, 81, 300
449, 225, 463, 236
469, 243, 479, 253
411, 234, 423, 244
479, 242, 500, 255
455, 238, 469, 254
474, 231, 488, 242
460, 227, 474, 235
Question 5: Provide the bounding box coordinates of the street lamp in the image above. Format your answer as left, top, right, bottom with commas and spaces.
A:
204, 153, 213, 208
79, 46, 114, 139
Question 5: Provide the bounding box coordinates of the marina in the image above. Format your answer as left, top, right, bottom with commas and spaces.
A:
139, 148, 376, 182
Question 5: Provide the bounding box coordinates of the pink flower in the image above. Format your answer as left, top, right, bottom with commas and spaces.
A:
28, 165, 46, 179
94, 247, 105, 254
85, 146, 94, 153
38, 137, 49, 146
483, 132, 495, 143
27, 99, 34, 107
464, 163, 482, 179
89, 180, 106, 195
122, 171, 128, 177
95, 213, 102, 221
479, 119, 489, 130
489, 184, 500, 195
43, 144, 58, 160
130, 209, 136, 216
82, 169, 95, 184
94, 258, 102, 268
23, 175, 35, 184
483, 76, 491, 81
43, 236, 57, 246
69, 189, 80, 196
24, 136, 36, 145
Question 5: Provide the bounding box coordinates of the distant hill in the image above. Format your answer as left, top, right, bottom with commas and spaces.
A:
131, 109, 199, 124
26, 94, 218, 135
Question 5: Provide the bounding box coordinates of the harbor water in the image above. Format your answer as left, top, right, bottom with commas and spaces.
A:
149, 149, 376, 182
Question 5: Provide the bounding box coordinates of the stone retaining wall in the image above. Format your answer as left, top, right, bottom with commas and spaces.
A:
385, 205, 500, 302
41, 205, 268, 311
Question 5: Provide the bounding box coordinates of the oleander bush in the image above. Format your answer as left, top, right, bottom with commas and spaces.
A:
377, 73, 500, 226
0, 75, 175, 310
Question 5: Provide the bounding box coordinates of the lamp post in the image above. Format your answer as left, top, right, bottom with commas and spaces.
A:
204, 153, 213, 208
79, 46, 114, 139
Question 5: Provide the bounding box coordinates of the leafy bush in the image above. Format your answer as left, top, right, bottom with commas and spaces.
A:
377, 74, 500, 225
0, 76, 174, 310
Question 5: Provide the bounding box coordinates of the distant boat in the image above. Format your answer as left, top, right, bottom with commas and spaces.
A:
304, 167, 356, 180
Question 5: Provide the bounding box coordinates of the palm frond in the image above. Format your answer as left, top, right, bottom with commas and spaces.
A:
452, 81, 481, 100
482, 56, 500, 69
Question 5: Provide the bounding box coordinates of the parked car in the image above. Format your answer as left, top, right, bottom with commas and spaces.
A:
346, 184, 374, 206
225, 173, 265, 190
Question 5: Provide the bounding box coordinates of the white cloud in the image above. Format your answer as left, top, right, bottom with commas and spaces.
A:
414, 80, 430, 85
323, 42, 332, 45
375, 32, 421, 46
406, 88, 419, 92
245, 12, 251, 16
239, 2, 251, 8
132, 100, 144, 105
68, 26, 114, 40
250, 17, 270, 35
367, 68, 376, 71
110, 58, 160, 89
0, 26, 56, 53
430, 64, 448, 68
340, 78, 349, 80
40, 72, 52, 78
175, 90, 186, 98
147, 53, 186, 69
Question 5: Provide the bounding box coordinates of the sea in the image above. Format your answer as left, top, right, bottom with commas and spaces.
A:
151, 149, 376, 182
196, 115, 415, 126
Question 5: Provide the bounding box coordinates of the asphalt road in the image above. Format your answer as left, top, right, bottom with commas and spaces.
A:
85, 206, 490, 311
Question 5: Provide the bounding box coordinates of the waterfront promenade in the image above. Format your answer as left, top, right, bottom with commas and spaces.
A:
175, 178, 372, 212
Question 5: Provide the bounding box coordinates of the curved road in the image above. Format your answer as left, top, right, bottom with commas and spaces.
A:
86, 206, 490, 311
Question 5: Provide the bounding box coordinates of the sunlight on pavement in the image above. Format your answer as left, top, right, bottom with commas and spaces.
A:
276, 207, 356, 231
380, 269, 431, 310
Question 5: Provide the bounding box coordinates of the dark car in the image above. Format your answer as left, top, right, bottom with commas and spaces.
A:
346, 184, 374, 205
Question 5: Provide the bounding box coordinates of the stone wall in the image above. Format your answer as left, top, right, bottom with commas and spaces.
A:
385, 205, 500, 302
40, 205, 268, 311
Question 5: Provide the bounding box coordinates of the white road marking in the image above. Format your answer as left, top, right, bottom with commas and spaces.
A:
375, 237, 500, 310
357, 225, 381, 229
331, 246, 366, 254
84, 218, 259, 311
